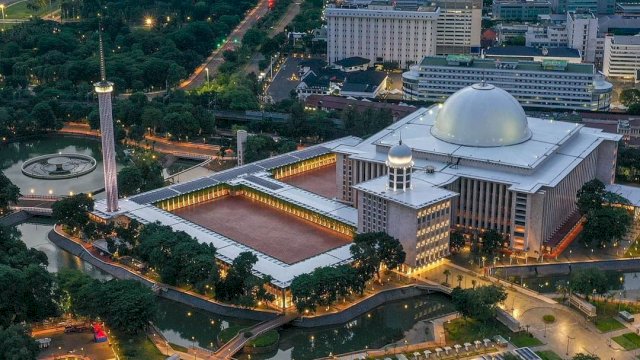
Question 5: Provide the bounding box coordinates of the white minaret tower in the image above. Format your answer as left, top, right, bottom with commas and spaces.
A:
386, 139, 414, 192
94, 29, 119, 212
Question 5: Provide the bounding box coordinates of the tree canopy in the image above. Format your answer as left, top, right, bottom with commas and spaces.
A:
569, 268, 610, 299
350, 232, 406, 283
58, 269, 157, 335
450, 285, 507, 322
576, 179, 632, 247
0, 172, 20, 215
52, 193, 94, 233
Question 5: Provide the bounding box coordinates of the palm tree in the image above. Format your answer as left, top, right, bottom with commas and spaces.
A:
443, 269, 451, 285
471, 279, 477, 289
457, 274, 463, 288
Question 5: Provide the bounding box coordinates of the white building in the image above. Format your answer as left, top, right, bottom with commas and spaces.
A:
337, 83, 621, 262
566, 11, 599, 63
325, 1, 439, 68
603, 35, 640, 79
325, 0, 481, 67
526, 24, 568, 48
403, 55, 612, 111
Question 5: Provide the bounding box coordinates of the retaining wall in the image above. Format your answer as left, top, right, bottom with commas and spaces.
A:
47, 229, 278, 322
0, 211, 33, 226
492, 259, 640, 279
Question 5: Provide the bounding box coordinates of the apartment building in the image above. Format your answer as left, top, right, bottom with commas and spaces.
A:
603, 35, 640, 79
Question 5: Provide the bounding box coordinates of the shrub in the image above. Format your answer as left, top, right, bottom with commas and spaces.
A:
543, 314, 556, 323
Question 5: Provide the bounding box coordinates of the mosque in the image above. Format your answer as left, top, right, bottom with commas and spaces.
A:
93, 83, 621, 303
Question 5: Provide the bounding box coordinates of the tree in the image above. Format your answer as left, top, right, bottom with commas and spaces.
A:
117, 166, 144, 197
449, 231, 465, 253
451, 285, 507, 322
350, 232, 406, 283
216, 251, 273, 307
569, 268, 609, 300
582, 206, 631, 248
52, 193, 94, 233
481, 229, 503, 257
457, 274, 463, 288
577, 179, 606, 215
443, 269, 451, 285
62, 272, 157, 335
0, 173, 19, 215
620, 88, 640, 107
0, 325, 39, 360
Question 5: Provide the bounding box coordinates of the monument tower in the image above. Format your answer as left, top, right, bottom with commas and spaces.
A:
94, 29, 119, 212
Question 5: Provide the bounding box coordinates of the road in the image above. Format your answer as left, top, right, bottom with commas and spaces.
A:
180, 0, 270, 90
59, 122, 221, 158
420, 262, 638, 359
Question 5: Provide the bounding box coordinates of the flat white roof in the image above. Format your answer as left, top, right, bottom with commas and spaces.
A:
341, 105, 622, 194
354, 173, 458, 208
606, 184, 640, 207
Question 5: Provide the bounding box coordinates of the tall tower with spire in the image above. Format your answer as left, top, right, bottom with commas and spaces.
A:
94, 28, 119, 212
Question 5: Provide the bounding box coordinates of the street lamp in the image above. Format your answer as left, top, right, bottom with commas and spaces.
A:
566, 335, 574, 355
191, 336, 196, 360
145, 17, 153, 28
205, 68, 210, 85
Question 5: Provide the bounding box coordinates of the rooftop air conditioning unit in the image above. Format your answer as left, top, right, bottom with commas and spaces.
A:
425, 165, 435, 174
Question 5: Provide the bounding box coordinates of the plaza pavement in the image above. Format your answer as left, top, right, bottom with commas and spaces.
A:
418, 261, 640, 359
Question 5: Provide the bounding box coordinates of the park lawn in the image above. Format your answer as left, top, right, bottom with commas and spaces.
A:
536, 350, 563, 360
114, 332, 165, 360
594, 316, 626, 332
5, 0, 58, 19
247, 330, 279, 347
594, 299, 640, 315
218, 325, 247, 344
444, 318, 542, 348
612, 332, 640, 350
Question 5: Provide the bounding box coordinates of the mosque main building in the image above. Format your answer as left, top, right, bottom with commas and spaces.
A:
94, 84, 621, 305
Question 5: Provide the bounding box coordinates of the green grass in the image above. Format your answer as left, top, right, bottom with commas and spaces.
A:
536, 350, 563, 360
594, 316, 626, 332
114, 332, 165, 360
218, 325, 247, 344
169, 342, 189, 352
625, 233, 640, 257
247, 330, 279, 348
612, 332, 640, 350
5, 0, 58, 19
444, 318, 542, 348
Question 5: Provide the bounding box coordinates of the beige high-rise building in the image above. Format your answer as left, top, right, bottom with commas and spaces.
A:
434, 0, 482, 55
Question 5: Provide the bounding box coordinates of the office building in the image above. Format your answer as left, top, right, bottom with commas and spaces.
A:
492, 0, 551, 22
435, 0, 483, 54
603, 35, 640, 79
402, 55, 612, 111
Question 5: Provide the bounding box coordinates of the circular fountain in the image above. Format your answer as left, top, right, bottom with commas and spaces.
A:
21, 153, 98, 180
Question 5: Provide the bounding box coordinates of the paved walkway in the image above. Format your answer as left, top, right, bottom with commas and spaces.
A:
419, 262, 638, 359
60, 122, 222, 159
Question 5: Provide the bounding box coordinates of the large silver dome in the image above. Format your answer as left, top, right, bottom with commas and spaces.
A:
431, 83, 532, 147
